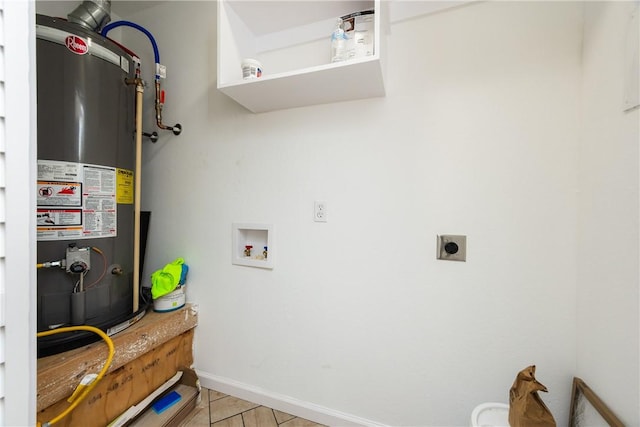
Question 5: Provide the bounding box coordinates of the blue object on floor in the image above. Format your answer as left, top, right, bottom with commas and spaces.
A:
152, 390, 182, 414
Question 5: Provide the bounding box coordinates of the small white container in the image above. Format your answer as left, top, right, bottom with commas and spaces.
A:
153, 286, 186, 312
241, 58, 263, 80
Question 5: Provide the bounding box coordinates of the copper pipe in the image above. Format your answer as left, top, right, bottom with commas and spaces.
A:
155, 80, 182, 135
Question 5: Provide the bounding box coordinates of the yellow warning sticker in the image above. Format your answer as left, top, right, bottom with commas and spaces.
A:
116, 168, 134, 204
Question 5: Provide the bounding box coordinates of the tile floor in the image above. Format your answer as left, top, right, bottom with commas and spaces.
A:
179, 387, 326, 427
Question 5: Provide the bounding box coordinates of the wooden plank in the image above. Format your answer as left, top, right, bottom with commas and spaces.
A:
37, 304, 198, 411
37, 329, 194, 427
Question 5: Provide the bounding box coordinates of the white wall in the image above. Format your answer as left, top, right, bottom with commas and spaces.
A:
577, 2, 639, 426
124, 2, 582, 425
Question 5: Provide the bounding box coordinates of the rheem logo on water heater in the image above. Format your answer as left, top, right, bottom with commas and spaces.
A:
65, 35, 88, 55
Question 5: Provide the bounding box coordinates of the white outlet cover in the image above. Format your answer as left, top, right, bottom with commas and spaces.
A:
314, 201, 327, 222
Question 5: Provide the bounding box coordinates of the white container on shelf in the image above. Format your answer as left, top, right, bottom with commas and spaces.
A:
241, 58, 263, 79
153, 287, 186, 312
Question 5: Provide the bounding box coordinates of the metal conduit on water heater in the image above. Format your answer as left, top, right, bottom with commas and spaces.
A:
67, 0, 112, 32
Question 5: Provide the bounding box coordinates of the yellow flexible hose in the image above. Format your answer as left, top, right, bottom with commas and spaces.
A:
36, 325, 115, 426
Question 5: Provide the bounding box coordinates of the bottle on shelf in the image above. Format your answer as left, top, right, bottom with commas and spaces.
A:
330, 18, 348, 63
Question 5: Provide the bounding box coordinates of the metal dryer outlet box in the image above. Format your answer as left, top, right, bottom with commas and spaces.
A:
437, 235, 467, 262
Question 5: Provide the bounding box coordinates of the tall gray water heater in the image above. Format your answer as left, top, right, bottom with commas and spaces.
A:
36, 14, 141, 356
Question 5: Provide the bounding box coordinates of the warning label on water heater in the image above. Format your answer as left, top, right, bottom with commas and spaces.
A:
37, 160, 118, 241
116, 168, 134, 204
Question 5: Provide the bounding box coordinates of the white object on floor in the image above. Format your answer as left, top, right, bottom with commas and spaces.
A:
470, 402, 509, 427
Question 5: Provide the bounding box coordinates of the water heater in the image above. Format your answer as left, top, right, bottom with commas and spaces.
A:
35, 14, 143, 356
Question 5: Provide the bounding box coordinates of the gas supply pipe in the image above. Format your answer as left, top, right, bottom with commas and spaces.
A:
36, 326, 115, 426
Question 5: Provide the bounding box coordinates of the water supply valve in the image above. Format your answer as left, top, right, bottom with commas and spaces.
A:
154, 82, 182, 136
66, 244, 91, 274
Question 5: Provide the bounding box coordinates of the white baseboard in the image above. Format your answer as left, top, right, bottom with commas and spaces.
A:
196, 369, 389, 427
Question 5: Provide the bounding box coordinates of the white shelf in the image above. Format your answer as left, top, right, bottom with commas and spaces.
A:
217, 0, 386, 113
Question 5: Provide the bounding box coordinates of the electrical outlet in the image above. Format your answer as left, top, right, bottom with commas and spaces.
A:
314, 201, 327, 222
437, 235, 467, 261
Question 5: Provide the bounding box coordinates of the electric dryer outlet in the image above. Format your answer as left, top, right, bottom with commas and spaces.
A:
437, 235, 467, 262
